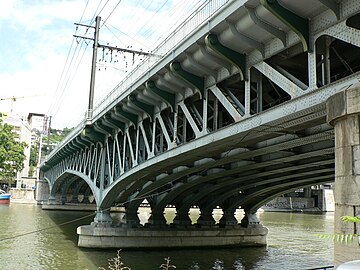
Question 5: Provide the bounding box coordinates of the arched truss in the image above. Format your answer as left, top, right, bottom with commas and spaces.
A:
42, 0, 360, 226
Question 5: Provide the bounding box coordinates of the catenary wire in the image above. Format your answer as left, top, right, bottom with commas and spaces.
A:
101, 0, 123, 27
47, 0, 94, 120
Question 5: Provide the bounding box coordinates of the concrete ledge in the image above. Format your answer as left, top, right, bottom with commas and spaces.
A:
77, 225, 268, 249
42, 204, 96, 211
41, 203, 125, 212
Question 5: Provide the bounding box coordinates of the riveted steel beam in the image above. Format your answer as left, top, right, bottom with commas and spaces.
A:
226, 20, 265, 57
245, 5, 286, 46
145, 80, 176, 110
94, 121, 113, 135
81, 126, 105, 143
185, 52, 217, 79
208, 86, 242, 121
113, 105, 138, 126
318, 0, 340, 19
101, 116, 121, 132
63, 144, 76, 155
105, 113, 125, 132
75, 136, 92, 148
170, 61, 205, 98
128, 94, 154, 119
69, 140, 83, 152
260, 0, 310, 52
205, 33, 246, 80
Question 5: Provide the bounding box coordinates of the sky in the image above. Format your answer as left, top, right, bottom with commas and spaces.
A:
0, 0, 206, 129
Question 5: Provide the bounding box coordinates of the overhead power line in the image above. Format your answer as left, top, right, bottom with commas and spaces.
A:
73, 15, 159, 123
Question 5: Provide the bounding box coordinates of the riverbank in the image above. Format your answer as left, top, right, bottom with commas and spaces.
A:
10, 198, 37, 204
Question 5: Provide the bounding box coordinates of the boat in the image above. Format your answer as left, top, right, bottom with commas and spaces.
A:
0, 189, 11, 204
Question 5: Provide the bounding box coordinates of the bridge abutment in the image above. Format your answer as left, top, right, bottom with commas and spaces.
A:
327, 84, 360, 265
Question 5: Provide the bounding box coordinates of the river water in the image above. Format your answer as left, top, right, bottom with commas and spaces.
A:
0, 204, 334, 270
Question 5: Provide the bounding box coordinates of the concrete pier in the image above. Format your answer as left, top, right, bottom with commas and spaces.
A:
77, 225, 268, 249
327, 84, 360, 265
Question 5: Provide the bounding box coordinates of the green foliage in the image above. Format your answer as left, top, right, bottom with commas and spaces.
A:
316, 215, 360, 246
0, 117, 27, 182
29, 144, 38, 167
341, 216, 360, 224
316, 233, 360, 245
44, 127, 72, 153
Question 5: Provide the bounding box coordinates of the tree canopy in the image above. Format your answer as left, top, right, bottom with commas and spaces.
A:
0, 116, 27, 182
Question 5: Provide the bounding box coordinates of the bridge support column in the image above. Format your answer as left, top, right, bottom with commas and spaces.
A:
35, 179, 49, 203
241, 211, 260, 227
47, 195, 58, 205
70, 195, 79, 203
327, 84, 360, 265
70, 189, 80, 203
93, 209, 112, 226
219, 210, 238, 227
147, 211, 167, 227
172, 211, 192, 226
61, 193, 67, 205
124, 209, 141, 227
196, 211, 215, 227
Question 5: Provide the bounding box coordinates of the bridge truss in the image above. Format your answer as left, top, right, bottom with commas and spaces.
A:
42, 0, 360, 227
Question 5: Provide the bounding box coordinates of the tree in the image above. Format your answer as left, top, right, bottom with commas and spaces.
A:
28, 144, 39, 177
0, 116, 27, 184
317, 216, 360, 245
28, 127, 72, 177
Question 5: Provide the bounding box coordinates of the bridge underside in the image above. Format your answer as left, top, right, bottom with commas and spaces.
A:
40, 0, 360, 249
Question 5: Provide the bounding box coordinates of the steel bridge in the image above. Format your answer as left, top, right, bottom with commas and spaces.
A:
41, 0, 360, 231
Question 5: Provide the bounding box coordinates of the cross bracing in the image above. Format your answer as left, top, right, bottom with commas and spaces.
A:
41, 0, 360, 226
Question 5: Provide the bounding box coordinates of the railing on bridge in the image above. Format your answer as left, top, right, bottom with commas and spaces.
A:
45, 0, 232, 161
92, 0, 231, 118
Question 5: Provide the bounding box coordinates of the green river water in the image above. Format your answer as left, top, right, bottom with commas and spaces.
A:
0, 203, 334, 270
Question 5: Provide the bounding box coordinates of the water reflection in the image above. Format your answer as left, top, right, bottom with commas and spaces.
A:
0, 204, 334, 270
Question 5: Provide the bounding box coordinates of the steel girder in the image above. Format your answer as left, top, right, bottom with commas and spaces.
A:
41, 0, 360, 226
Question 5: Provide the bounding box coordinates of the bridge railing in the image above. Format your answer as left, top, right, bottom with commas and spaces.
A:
44, 0, 232, 162
92, 0, 232, 118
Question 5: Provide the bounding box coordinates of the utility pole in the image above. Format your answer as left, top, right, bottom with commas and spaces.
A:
88, 16, 100, 122
74, 16, 100, 124
47, 115, 52, 154
74, 16, 155, 125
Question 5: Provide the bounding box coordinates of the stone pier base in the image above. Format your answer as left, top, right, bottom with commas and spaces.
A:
77, 225, 268, 249
327, 83, 360, 265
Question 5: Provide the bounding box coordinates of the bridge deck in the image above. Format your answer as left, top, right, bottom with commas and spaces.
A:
41, 0, 360, 230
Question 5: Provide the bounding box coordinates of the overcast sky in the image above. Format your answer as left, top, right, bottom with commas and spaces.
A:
0, 0, 205, 129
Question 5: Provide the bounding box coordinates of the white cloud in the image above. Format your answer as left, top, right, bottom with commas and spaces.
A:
0, 0, 205, 129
